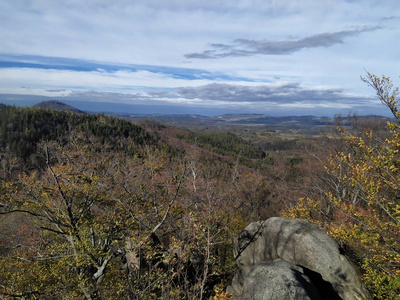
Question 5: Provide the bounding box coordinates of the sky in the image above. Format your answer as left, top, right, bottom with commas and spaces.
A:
0, 0, 399, 116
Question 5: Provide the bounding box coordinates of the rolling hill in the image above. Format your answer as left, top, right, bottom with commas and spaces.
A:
33, 100, 86, 114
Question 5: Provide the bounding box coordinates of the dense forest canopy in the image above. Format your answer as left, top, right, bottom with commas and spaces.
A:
0, 105, 157, 160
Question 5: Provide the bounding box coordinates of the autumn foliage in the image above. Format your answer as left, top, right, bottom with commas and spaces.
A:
285, 73, 400, 299
0, 127, 265, 298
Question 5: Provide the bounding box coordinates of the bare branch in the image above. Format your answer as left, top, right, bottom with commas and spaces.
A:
147, 168, 187, 238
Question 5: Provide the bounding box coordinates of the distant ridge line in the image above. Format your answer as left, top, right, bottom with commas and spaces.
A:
33, 100, 86, 114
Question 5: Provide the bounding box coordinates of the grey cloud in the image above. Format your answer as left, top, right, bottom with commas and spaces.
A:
67, 90, 150, 102
185, 26, 380, 59
185, 49, 254, 59
184, 50, 219, 59
209, 43, 231, 50
173, 83, 348, 103
45, 89, 68, 93
0, 81, 379, 116
175, 83, 283, 101
62, 83, 366, 106
380, 15, 400, 21
146, 90, 177, 98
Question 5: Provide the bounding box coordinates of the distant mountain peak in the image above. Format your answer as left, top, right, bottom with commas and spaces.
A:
33, 100, 85, 114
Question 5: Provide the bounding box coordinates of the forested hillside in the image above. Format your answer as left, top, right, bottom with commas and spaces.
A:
0, 105, 157, 161
0, 105, 279, 299
0, 74, 399, 299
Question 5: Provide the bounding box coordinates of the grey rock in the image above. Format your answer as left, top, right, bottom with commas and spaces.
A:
241, 259, 320, 300
228, 217, 368, 300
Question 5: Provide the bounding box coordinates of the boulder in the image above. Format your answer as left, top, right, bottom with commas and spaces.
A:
227, 217, 368, 300
241, 259, 320, 300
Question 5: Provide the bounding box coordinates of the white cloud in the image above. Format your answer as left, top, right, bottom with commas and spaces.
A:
0, 66, 268, 95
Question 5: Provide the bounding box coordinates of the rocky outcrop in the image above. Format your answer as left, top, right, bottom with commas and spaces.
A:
241, 259, 321, 300
227, 217, 368, 300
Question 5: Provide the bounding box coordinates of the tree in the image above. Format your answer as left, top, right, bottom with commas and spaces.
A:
0, 133, 189, 299
285, 73, 400, 299
1, 137, 131, 298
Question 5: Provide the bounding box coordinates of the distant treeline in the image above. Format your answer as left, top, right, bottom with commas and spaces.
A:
183, 131, 266, 159
260, 138, 298, 151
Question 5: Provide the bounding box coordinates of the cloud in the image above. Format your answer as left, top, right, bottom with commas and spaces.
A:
0, 61, 375, 111
3, 80, 372, 109
185, 26, 380, 59
170, 83, 370, 108
0, 80, 384, 117
0, 67, 221, 95
74, 82, 371, 112
380, 15, 400, 21
45, 89, 68, 93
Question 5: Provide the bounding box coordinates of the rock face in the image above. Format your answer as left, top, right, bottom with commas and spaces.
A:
227, 217, 368, 300
241, 259, 321, 300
